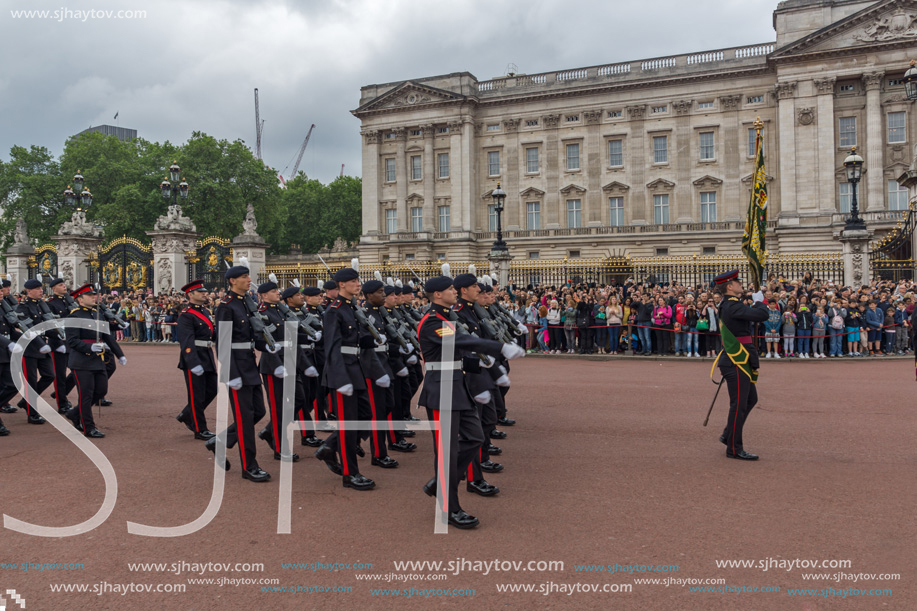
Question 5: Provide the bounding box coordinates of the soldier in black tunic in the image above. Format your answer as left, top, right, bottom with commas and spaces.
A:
360, 280, 399, 469
711, 270, 769, 460
381, 285, 417, 453
417, 276, 524, 529
175, 280, 216, 441
314, 268, 377, 491
282, 285, 323, 448
64, 284, 126, 438
205, 263, 273, 482
0, 303, 25, 434
46, 278, 75, 414
16, 279, 56, 424
254, 280, 301, 463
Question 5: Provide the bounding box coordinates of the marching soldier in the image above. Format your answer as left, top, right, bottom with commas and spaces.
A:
452, 273, 500, 496
321, 280, 338, 306
47, 278, 75, 414
282, 285, 322, 448
64, 283, 126, 438
254, 279, 300, 462
417, 275, 524, 529
303, 286, 331, 427
0, 301, 25, 434
175, 280, 217, 441
16, 278, 56, 424
0, 278, 17, 415
314, 268, 378, 491
711, 270, 769, 460
381, 284, 417, 454
393, 283, 423, 424
360, 279, 400, 469
205, 262, 273, 482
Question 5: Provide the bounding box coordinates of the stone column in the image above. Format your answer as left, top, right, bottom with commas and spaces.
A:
503, 118, 521, 228
461, 118, 474, 231
673, 100, 693, 222
52, 209, 104, 290
362, 129, 380, 235
543, 114, 561, 228
147, 231, 198, 292
394, 128, 407, 232
4, 219, 33, 291
445, 120, 464, 232
626, 105, 647, 224
838, 228, 872, 287
776, 81, 798, 220
719, 96, 741, 221
814, 77, 837, 212
583, 110, 602, 225
233, 203, 269, 282
863, 71, 885, 210
422, 124, 435, 233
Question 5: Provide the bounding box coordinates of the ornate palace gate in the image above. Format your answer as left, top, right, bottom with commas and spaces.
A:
28, 244, 58, 289
92, 236, 154, 293
188, 237, 232, 291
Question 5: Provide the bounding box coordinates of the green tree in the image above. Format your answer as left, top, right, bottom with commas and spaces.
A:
0, 145, 64, 247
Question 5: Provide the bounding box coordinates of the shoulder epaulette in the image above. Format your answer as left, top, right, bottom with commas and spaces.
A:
330, 298, 343, 309
727, 297, 739, 301
220, 295, 231, 304
69, 307, 80, 314
454, 302, 464, 311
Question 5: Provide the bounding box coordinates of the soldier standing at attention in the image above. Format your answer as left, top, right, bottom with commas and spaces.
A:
175, 280, 217, 441
418, 276, 524, 529
205, 262, 274, 482
64, 283, 126, 438
314, 268, 378, 491
711, 270, 769, 460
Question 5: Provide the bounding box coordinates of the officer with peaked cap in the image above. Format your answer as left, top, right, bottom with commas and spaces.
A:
175, 280, 217, 441
64, 283, 126, 438
710, 269, 769, 460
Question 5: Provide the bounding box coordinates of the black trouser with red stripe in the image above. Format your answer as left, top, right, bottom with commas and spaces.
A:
467, 397, 497, 481
720, 363, 758, 455
426, 407, 484, 514
21, 356, 54, 418
224, 384, 266, 472
69, 368, 107, 432
180, 369, 217, 433
261, 373, 291, 453
294, 373, 316, 441
49, 352, 73, 410
324, 389, 367, 477
365, 379, 391, 459
389, 374, 409, 445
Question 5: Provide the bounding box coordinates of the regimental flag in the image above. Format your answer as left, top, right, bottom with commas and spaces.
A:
713, 321, 759, 383
742, 122, 768, 289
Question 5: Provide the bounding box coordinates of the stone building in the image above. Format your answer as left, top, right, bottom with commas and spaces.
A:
352, 0, 917, 267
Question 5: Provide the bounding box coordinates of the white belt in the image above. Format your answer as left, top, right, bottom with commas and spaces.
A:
274, 341, 292, 348
194, 340, 213, 348
340, 346, 359, 355
231, 342, 254, 350
374, 345, 387, 353
300, 343, 315, 350
425, 360, 461, 371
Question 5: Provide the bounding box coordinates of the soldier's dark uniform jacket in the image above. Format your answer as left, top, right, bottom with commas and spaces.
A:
65, 307, 125, 370
416, 303, 504, 412
15, 298, 52, 356
717, 297, 769, 372
368, 303, 406, 376
47, 294, 71, 319
358, 304, 389, 382
176, 304, 216, 373
256, 303, 289, 375
214, 292, 265, 385
452, 299, 498, 396
289, 305, 319, 375
321, 297, 372, 391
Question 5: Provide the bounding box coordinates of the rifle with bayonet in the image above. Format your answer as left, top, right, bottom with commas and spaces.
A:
242, 292, 277, 351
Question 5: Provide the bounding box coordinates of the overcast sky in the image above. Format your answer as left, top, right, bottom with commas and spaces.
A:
0, 0, 777, 184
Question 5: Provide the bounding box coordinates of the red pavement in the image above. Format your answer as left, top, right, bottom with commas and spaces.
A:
0, 344, 912, 610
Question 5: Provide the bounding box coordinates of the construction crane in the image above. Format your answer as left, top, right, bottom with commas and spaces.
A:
340, 163, 345, 177
286, 124, 315, 181
254, 88, 264, 160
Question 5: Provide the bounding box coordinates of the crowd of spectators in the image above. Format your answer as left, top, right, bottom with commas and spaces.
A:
488, 272, 917, 359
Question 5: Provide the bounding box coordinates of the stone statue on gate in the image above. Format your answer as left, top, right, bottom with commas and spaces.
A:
241, 203, 259, 236
153, 204, 196, 232
12, 219, 28, 246
58, 208, 103, 238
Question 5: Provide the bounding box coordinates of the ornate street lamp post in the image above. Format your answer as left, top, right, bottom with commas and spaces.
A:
490, 182, 507, 253
160, 161, 190, 207
844, 147, 865, 231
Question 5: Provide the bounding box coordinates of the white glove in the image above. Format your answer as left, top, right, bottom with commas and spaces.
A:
498, 365, 507, 375
266, 343, 282, 354
501, 343, 525, 360
404, 343, 414, 354
407, 355, 418, 365
481, 355, 495, 368
752, 291, 765, 303
190, 365, 205, 377
90, 343, 105, 353
374, 334, 387, 347
399, 345, 411, 355
305, 366, 319, 378
119, 356, 127, 366
23, 331, 36, 341
55, 345, 66, 353
227, 377, 243, 390
8, 343, 23, 354
375, 374, 391, 388
337, 384, 354, 396
313, 331, 322, 342
496, 374, 511, 388
395, 367, 409, 377
274, 365, 289, 378
516, 322, 527, 334
474, 390, 492, 404
39, 344, 52, 354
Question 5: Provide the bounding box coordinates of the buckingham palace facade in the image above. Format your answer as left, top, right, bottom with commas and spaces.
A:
352, 0, 917, 268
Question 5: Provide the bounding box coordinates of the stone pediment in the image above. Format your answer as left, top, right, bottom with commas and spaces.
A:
646, 178, 675, 191
771, 0, 917, 60
353, 81, 464, 114
601, 181, 630, 193
406, 192, 424, 203
741, 172, 775, 183
559, 183, 586, 195
519, 187, 545, 197
692, 175, 723, 188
